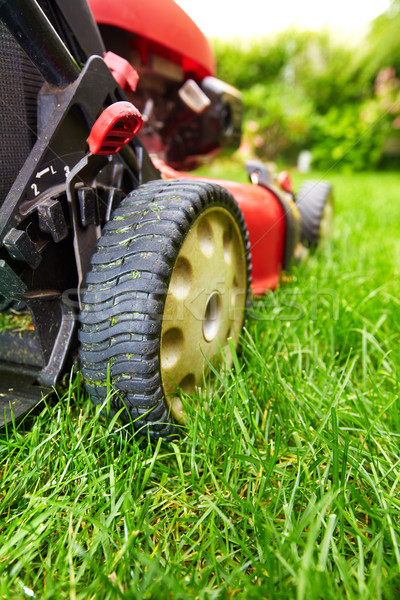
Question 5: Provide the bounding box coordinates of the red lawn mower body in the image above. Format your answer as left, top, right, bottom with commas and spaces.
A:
88, 0, 216, 79
153, 159, 287, 294
88, 0, 293, 294
0, 0, 328, 432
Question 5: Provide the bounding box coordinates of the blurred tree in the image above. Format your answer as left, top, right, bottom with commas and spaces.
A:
288, 30, 372, 112
242, 81, 314, 161
213, 37, 289, 89
211, 5, 400, 170
366, 0, 400, 79
214, 30, 371, 114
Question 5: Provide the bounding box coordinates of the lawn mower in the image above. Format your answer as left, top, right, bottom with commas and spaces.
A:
0, 0, 332, 436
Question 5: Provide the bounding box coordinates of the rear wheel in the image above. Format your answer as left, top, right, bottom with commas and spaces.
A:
79, 179, 251, 437
296, 180, 333, 246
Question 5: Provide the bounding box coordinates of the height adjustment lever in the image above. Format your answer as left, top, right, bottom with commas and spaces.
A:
88, 101, 143, 155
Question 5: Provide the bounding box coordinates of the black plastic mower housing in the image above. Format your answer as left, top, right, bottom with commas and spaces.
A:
0, 0, 161, 424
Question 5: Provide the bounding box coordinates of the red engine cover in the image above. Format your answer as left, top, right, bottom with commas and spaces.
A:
154, 160, 286, 295
87, 0, 216, 79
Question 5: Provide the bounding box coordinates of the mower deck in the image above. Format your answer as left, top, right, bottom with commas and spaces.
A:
0, 371, 50, 428
0, 329, 51, 428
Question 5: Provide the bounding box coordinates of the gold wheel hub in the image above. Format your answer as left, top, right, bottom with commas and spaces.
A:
160, 207, 247, 421
319, 196, 333, 244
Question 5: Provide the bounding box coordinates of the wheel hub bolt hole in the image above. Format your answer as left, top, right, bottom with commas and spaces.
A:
179, 373, 195, 395
161, 327, 183, 370
223, 228, 232, 264
203, 291, 222, 342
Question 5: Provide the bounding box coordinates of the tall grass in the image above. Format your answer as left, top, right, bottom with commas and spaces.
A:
1, 171, 399, 599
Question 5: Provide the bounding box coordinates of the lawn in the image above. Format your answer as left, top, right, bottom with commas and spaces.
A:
1, 169, 400, 599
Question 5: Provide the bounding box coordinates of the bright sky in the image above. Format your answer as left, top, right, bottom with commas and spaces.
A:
174, 0, 391, 39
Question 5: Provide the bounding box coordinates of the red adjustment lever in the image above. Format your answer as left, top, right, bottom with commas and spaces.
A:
88, 101, 143, 155
103, 51, 139, 93
277, 171, 293, 195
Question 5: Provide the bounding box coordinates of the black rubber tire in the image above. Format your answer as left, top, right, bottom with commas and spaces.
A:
79, 179, 251, 438
296, 180, 333, 246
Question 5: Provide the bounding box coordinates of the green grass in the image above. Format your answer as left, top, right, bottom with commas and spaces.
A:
1, 170, 400, 599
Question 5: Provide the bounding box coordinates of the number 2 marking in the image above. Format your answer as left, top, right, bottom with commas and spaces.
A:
30, 183, 40, 197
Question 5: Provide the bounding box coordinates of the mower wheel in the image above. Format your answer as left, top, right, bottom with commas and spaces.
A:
296, 180, 333, 246
79, 179, 251, 437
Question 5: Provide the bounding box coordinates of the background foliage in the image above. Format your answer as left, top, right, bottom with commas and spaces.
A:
213, 0, 400, 171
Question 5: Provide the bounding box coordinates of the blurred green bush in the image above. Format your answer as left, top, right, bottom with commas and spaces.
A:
212, 0, 400, 171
